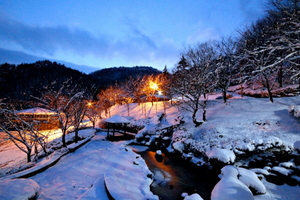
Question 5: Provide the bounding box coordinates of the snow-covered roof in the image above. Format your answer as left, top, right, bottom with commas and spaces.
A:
105, 115, 130, 124
16, 107, 57, 115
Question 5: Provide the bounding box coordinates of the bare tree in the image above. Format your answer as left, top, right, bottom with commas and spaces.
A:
0, 103, 40, 162
214, 37, 237, 103
86, 101, 102, 128
97, 85, 122, 118
171, 42, 217, 126
71, 96, 88, 143
37, 79, 86, 147
237, 0, 300, 101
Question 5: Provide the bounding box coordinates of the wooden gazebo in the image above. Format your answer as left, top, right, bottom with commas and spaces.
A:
104, 115, 131, 139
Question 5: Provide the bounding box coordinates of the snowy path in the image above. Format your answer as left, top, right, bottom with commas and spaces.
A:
30, 132, 157, 200
31, 133, 111, 199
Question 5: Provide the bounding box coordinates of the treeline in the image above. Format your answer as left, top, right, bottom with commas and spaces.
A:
0, 60, 161, 103
169, 0, 300, 125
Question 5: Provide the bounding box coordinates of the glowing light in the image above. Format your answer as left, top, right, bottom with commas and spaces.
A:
150, 81, 158, 91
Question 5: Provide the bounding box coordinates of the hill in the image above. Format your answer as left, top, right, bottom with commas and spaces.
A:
0, 60, 96, 101
0, 61, 162, 102
0, 48, 98, 74
90, 66, 161, 89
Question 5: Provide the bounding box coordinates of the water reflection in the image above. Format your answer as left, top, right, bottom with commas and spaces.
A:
131, 146, 218, 200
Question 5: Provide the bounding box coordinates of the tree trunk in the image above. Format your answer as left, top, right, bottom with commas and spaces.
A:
267, 86, 274, 103
192, 103, 202, 127
278, 67, 283, 88
27, 149, 32, 162
265, 79, 274, 103
75, 129, 79, 143
202, 100, 207, 121
62, 130, 67, 147
192, 109, 202, 127
222, 90, 227, 103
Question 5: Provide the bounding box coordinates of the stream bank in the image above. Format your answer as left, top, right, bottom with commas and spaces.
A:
130, 145, 219, 200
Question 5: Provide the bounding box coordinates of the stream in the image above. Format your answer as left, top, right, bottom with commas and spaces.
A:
130, 145, 220, 200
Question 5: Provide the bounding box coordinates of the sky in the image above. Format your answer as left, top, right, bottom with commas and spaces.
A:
0, 0, 268, 73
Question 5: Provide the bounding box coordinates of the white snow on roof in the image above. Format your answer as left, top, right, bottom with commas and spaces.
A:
16, 107, 57, 115
105, 114, 130, 124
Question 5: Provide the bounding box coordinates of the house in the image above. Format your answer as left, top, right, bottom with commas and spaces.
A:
15, 107, 59, 130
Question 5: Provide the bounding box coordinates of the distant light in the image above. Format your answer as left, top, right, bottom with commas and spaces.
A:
150, 81, 158, 90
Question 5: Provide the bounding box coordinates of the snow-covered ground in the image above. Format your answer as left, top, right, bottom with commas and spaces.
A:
1, 93, 300, 199
107, 94, 300, 199
0, 131, 158, 199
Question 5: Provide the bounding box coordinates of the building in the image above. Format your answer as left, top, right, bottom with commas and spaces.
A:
15, 107, 59, 130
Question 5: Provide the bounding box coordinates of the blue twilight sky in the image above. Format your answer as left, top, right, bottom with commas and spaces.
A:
0, 0, 267, 73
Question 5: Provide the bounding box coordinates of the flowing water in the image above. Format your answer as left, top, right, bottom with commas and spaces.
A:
130, 145, 220, 200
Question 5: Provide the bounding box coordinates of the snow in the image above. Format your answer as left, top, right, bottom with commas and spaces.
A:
238, 167, 266, 194
183, 193, 204, 200
1, 94, 300, 199
271, 166, 293, 176
0, 132, 158, 199
211, 165, 254, 200
294, 140, 300, 151
16, 107, 57, 115
156, 150, 162, 155
288, 105, 300, 118
105, 114, 130, 123
0, 178, 40, 200
254, 179, 300, 200
250, 168, 270, 176
206, 148, 236, 163
279, 161, 295, 168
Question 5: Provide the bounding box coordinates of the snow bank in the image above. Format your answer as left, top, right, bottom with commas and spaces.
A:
238, 167, 266, 194
294, 141, 300, 151
206, 148, 236, 164
183, 193, 203, 200
279, 161, 295, 169
0, 178, 40, 200
271, 166, 293, 176
250, 168, 270, 176
211, 165, 254, 200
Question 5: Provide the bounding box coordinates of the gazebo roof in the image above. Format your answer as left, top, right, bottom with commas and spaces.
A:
16, 107, 57, 115
105, 115, 130, 124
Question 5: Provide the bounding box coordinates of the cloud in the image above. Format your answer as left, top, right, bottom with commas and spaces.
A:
0, 13, 112, 57
238, 0, 267, 25
186, 23, 220, 45
0, 12, 179, 68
